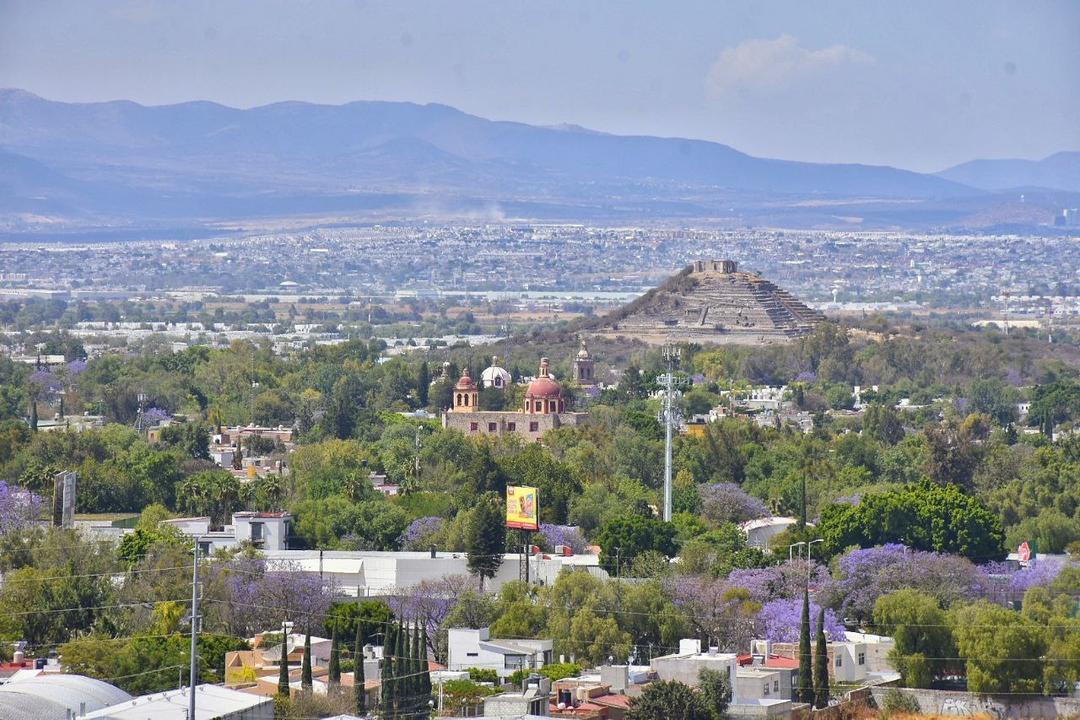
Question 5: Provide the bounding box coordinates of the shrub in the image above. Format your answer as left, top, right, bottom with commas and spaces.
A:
467, 667, 500, 683
880, 688, 920, 715
508, 662, 583, 686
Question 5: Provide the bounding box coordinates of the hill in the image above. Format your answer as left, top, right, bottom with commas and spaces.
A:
590, 259, 824, 346
0, 89, 978, 230
938, 152, 1080, 193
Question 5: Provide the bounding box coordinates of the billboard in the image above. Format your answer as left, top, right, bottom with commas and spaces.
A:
506, 485, 539, 530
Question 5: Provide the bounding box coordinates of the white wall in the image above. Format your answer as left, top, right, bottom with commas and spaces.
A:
232, 514, 289, 551
447, 628, 501, 674
831, 642, 868, 683
260, 551, 605, 598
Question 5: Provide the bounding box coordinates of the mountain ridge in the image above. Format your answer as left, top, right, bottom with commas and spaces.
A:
0, 89, 974, 201
938, 151, 1080, 193
6, 88, 1076, 235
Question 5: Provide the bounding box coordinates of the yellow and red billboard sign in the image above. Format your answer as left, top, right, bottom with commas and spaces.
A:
506, 485, 539, 530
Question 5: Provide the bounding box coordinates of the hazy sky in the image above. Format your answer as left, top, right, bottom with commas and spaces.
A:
1, 0, 1078, 171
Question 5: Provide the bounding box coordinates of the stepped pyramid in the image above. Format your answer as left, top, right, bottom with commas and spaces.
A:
595, 260, 824, 345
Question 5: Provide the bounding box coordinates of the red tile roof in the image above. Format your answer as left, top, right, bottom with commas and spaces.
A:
592, 694, 632, 708
737, 653, 799, 669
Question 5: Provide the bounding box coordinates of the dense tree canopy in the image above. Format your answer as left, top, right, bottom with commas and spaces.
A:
818, 481, 1005, 560
1, 317, 1080, 698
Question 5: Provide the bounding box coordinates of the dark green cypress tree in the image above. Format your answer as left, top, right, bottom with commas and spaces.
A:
301, 632, 312, 691
814, 607, 830, 709
466, 494, 506, 590
355, 620, 367, 715
402, 623, 414, 717
394, 622, 406, 716
277, 631, 290, 699
329, 625, 341, 691
381, 623, 396, 718
413, 622, 427, 718
396, 622, 407, 717
798, 588, 814, 704
418, 625, 432, 716
417, 361, 430, 407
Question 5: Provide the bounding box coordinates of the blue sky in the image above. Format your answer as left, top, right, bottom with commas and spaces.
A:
1, 0, 1077, 171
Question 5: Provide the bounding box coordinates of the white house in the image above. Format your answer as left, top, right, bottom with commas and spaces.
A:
735, 666, 788, 704
211, 448, 235, 469
447, 628, 553, 679
744, 387, 787, 411
653, 640, 795, 718
770, 637, 899, 686
650, 639, 738, 694
843, 631, 896, 675
164, 511, 291, 555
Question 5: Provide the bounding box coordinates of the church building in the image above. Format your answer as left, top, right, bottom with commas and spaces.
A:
441, 356, 590, 442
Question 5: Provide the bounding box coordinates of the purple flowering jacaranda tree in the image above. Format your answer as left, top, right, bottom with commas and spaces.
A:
818, 544, 987, 623
699, 483, 769, 525
400, 516, 445, 551
756, 597, 845, 643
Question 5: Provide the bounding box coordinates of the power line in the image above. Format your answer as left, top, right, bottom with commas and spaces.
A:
0, 597, 191, 619
0, 564, 191, 584
98, 663, 187, 684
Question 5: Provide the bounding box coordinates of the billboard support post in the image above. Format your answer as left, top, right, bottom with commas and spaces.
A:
520, 529, 530, 584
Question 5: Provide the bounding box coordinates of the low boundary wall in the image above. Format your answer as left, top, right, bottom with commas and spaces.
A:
868, 686, 1080, 719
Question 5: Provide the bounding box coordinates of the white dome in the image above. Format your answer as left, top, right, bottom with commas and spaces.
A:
480, 364, 512, 389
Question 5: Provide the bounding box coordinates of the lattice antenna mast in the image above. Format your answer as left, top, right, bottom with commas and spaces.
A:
662, 345, 681, 522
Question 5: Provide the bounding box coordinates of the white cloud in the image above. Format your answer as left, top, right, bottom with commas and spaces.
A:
705, 35, 873, 100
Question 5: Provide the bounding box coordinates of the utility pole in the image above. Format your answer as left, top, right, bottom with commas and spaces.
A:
662, 345, 680, 522
414, 424, 422, 480
188, 540, 200, 720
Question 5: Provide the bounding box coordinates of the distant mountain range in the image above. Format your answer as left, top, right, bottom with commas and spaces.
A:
938, 152, 1080, 193
0, 88, 1076, 235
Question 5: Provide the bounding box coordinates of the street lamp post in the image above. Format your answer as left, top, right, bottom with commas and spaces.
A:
788, 541, 806, 562
806, 539, 824, 587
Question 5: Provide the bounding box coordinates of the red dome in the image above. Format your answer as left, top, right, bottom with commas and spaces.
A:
455, 370, 476, 390
526, 376, 561, 398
